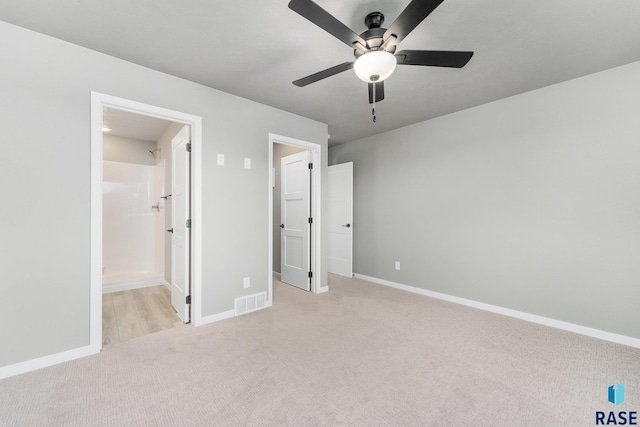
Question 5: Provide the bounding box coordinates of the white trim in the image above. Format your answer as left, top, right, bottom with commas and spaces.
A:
91, 92, 204, 345
198, 300, 273, 327
268, 133, 324, 304
190, 118, 203, 326
354, 273, 640, 349
102, 276, 168, 294
197, 310, 236, 326
0, 346, 95, 380
237, 303, 270, 316
90, 93, 104, 356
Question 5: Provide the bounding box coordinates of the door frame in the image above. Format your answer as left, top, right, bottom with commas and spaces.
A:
268, 133, 326, 303
90, 92, 203, 353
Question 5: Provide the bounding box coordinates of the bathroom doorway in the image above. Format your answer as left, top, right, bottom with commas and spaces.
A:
101, 108, 186, 345
90, 92, 203, 351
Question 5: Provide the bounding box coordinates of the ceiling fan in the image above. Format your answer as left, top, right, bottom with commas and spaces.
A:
288, 0, 474, 121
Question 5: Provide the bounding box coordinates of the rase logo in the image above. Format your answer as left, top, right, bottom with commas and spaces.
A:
596, 382, 637, 425
610, 383, 626, 407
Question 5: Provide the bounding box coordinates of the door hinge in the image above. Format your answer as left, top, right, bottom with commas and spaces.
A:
308, 163, 313, 169
308, 217, 313, 224
308, 271, 313, 279
186, 142, 192, 152
186, 295, 191, 304
186, 219, 192, 229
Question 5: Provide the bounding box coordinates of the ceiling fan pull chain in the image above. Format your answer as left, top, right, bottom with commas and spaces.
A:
372, 83, 377, 123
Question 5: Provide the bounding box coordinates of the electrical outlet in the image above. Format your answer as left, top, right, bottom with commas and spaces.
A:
217, 154, 225, 166
244, 158, 251, 169
243, 277, 250, 289
395, 261, 401, 270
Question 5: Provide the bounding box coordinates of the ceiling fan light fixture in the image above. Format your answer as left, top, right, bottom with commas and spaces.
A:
353, 50, 397, 83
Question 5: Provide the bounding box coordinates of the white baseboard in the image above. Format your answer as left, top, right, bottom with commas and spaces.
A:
0, 345, 98, 380
2, 291, 259, 378
195, 309, 236, 326
195, 300, 273, 327
103, 276, 167, 293
272, 271, 281, 280
353, 273, 640, 349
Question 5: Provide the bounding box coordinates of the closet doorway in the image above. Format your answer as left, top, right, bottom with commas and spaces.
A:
268, 133, 325, 303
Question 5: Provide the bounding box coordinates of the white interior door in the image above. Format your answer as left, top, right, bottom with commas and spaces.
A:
328, 162, 353, 277
171, 125, 190, 322
280, 151, 311, 291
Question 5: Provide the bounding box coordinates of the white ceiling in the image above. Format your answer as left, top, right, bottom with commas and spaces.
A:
2, 0, 640, 145
103, 107, 172, 142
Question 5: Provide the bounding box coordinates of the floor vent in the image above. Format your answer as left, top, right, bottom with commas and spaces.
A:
235, 292, 267, 316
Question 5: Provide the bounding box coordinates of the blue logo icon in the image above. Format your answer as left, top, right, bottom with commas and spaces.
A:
608, 382, 626, 407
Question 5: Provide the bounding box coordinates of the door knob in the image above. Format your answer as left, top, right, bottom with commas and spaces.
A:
166, 228, 174, 233
342, 224, 351, 228
280, 224, 285, 229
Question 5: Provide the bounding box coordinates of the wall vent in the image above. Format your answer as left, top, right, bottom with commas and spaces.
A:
235, 292, 267, 316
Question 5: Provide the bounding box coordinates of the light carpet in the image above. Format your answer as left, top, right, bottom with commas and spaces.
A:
1, 274, 639, 426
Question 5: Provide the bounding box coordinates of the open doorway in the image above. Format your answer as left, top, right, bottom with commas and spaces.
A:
90, 93, 203, 352
268, 134, 326, 303
101, 109, 187, 345
273, 144, 311, 291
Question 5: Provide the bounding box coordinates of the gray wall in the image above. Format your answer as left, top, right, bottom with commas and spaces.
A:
330, 61, 640, 339
0, 21, 328, 368
272, 144, 307, 273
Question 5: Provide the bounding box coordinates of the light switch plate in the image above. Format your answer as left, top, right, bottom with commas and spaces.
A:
244, 158, 251, 169
243, 277, 250, 289
217, 154, 224, 166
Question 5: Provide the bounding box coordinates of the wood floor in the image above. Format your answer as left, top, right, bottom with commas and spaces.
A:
102, 285, 184, 346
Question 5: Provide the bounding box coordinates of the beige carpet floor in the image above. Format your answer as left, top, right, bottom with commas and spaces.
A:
1, 274, 639, 426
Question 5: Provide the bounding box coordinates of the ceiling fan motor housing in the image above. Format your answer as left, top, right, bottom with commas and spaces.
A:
355, 12, 396, 58
364, 11, 384, 29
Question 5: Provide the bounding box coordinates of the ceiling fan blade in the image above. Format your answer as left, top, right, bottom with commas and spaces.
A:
395, 50, 474, 68
368, 82, 384, 104
289, 0, 366, 47
384, 0, 445, 44
293, 62, 355, 87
